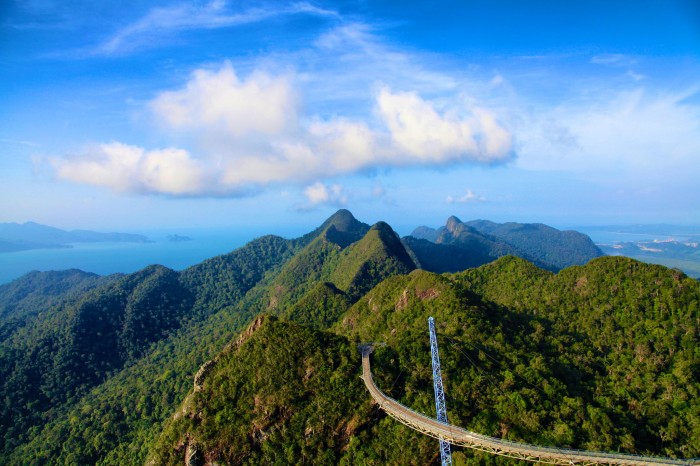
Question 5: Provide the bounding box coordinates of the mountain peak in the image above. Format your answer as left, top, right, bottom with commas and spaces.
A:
294, 210, 369, 249
319, 210, 370, 248
324, 209, 360, 232
369, 220, 393, 233
445, 215, 463, 233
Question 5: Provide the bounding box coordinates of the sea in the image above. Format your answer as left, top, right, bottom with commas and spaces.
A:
1, 226, 697, 285
575, 230, 693, 245
0, 227, 278, 285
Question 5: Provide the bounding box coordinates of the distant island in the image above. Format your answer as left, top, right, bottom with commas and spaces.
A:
0, 221, 152, 253
578, 224, 700, 279
598, 239, 700, 278
1, 210, 698, 465
167, 234, 193, 242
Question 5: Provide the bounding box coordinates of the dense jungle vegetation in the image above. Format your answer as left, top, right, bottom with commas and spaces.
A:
0, 210, 697, 465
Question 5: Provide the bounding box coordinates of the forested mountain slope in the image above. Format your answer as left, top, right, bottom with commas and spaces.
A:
464, 219, 604, 270
0, 265, 195, 454
0, 210, 415, 464
336, 256, 700, 462
147, 315, 375, 466
152, 256, 700, 465
0, 211, 697, 465
0, 232, 302, 463
234, 213, 413, 319
0, 269, 111, 339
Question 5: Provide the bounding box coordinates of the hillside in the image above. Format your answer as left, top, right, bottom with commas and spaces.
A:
150, 256, 700, 465
147, 315, 375, 465
409, 216, 603, 272
336, 256, 700, 461
0, 233, 299, 462
0, 210, 417, 464
0, 211, 698, 465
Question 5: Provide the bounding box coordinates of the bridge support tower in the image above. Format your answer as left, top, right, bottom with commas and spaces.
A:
429, 317, 453, 466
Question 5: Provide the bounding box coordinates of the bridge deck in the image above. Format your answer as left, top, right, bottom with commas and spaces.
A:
360, 346, 699, 466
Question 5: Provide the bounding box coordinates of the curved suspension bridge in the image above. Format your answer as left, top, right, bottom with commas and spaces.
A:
360, 345, 700, 466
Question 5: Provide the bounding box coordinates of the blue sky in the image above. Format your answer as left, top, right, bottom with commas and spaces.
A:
1, 0, 699, 234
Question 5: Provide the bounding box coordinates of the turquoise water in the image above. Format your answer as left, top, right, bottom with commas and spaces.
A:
0, 228, 263, 284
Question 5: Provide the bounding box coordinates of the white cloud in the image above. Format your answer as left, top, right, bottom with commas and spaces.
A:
0, 138, 40, 147
305, 22, 460, 105
516, 87, 700, 184
51, 142, 208, 196
51, 63, 513, 197
446, 189, 486, 204
307, 118, 378, 172
150, 62, 298, 137
377, 88, 512, 163
490, 74, 505, 87
303, 182, 347, 207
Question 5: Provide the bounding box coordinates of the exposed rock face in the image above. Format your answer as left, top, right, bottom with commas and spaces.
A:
193, 360, 216, 392
176, 318, 272, 465
184, 440, 201, 466
192, 314, 269, 391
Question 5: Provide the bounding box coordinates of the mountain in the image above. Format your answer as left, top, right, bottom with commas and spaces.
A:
0, 233, 298, 461
0, 209, 417, 464
147, 315, 374, 466
408, 216, 603, 272
0, 210, 698, 465
335, 256, 700, 462
463, 219, 605, 269
0, 221, 151, 253
233, 211, 412, 318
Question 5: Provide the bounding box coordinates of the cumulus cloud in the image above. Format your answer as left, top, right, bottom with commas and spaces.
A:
302, 182, 347, 209
377, 88, 512, 163
51, 63, 514, 197
52, 142, 208, 196
151, 62, 297, 136
446, 189, 486, 204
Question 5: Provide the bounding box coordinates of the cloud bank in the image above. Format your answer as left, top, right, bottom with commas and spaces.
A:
51, 62, 514, 196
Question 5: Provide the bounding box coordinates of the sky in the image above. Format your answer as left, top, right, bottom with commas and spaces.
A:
1, 0, 699, 235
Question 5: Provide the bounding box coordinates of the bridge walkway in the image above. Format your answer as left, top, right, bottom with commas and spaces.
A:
360, 345, 699, 466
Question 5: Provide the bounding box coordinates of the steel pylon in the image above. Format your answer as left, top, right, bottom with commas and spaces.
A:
429, 316, 453, 466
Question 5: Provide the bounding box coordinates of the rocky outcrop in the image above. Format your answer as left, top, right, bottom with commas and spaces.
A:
192, 314, 269, 392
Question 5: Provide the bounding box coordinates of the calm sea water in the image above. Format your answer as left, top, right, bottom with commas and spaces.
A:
2, 226, 696, 285
0, 228, 266, 285
578, 230, 691, 244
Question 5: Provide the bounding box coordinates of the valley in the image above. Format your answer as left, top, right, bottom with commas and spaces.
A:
0, 210, 698, 465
